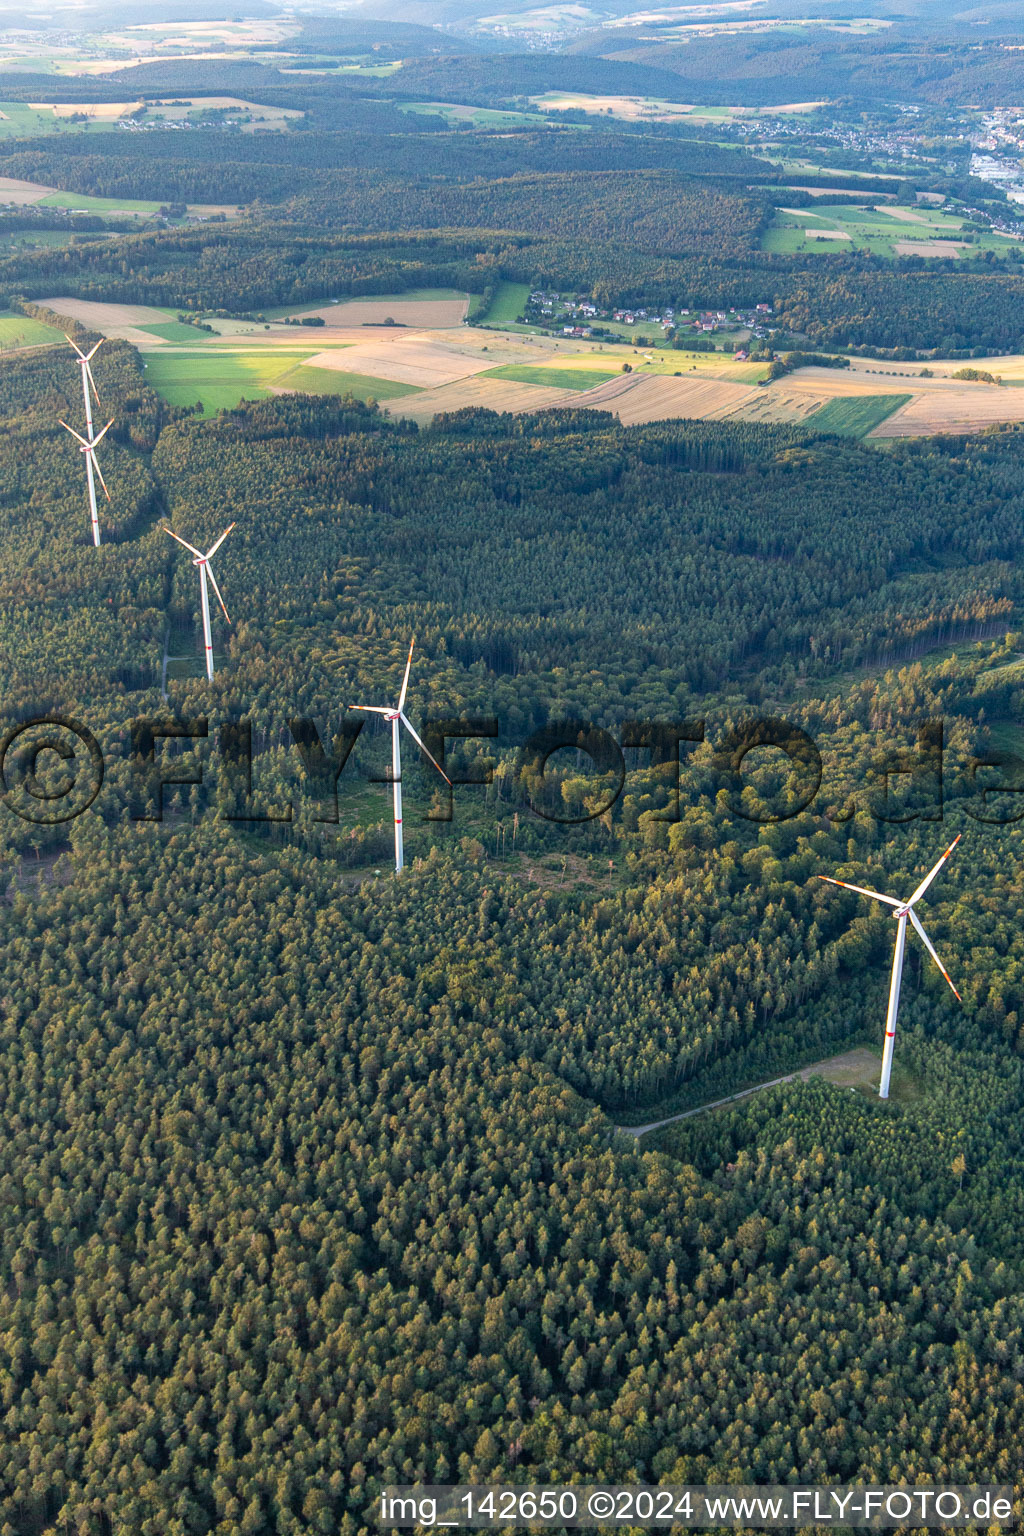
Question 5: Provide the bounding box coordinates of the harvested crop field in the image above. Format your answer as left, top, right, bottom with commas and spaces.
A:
29, 101, 133, 118
484, 364, 619, 390
287, 296, 468, 329
895, 239, 966, 257
39, 296, 176, 333
306, 336, 493, 388
871, 387, 1024, 437
875, 204, 932, 224
0, 175, 53, 205
572, 373, 762, 424
775, 367, 906, 399
387, 375, 574, 424
725, 387, 833, 424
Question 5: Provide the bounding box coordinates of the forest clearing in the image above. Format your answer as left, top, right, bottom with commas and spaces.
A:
762, 201, 1020, 260
619, 1048, 884, 1138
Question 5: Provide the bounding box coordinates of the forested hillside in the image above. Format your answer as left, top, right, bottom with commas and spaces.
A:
3, 58, 1023, 360
568, 29, 1024, 108
1, 331, 1024, 1527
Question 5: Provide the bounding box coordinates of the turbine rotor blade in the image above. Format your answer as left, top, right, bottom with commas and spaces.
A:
60, 419, 89, 448
92, 419, 114, 446
91, 450, 111, 502
817, 875, 902, 908
205, 563, 230, 624
204, 522, 235, 560
86, 340, 103, 362
65, 334, 86, 360
85, 361, 100, 407
348, 704, 392, 716
400, 710, 451, 786
908, 908, 961, 1001
906, 833, 962, 908
398, 636, 415, 712
164, 527, 204, 559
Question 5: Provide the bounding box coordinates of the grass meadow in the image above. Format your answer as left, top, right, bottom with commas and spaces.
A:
142, 348, 418, 414
810, 394, 912, 437
0, 311, 64, 349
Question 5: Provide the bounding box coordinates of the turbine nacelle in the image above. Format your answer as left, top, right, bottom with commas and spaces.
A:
60, 418, 114, 503
60, 418, 113, 453
818, 834, 960, 934
67, 335, 103, 408
65, 335, 103, 364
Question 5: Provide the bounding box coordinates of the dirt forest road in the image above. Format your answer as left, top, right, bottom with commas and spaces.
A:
616, 1047, 879, 1138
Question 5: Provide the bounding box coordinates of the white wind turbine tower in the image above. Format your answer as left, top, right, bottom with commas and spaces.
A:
60, 418, 114, 549
64, 335, 107, 547
819, 834, 962, 1100
164, 523, 235, 682
350, 637, 451, 872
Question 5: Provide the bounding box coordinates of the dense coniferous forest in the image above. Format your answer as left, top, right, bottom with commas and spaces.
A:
1, 25, 1024, 1533
567, 28, 1024, 108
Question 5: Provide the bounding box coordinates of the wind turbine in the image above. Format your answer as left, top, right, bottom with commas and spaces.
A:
350, 637, 451, 872
60, 418, 114, 548
164, 523, 234, 682
818, 834, 962, 1100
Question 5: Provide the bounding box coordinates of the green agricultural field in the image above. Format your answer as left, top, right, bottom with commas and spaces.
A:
0, 103, 59, 138
274, 363, 420, 401
401, 101, 549, 128
262, 288, 468, 321
141, 349, 300, 413
0, 229, 78, 251
138, 321, 218, 343
474, 282, 531, 329
38, 191, 162, 215
763, 202, 1020, 260
0, 310, 64, 350
809, 394, 911, 437
762, 213, 855, 255
590, 319, 675, 343
142, 347, 413, 414
332, 60, 402, 76
0, 102, 128, 138
560, 348, 769, 382
484, 364, 619, 390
